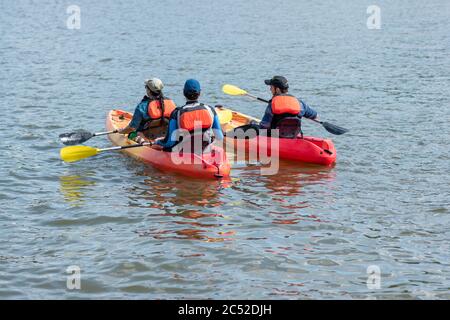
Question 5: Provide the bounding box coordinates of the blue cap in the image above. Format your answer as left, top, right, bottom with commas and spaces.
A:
183, 79, 201, 96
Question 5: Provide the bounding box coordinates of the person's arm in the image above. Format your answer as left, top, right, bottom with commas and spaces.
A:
259, 102, 273, 129
118, 101, 147, 134
299, 100, 318, 120
211, 114, 224, 140
156, 118, 178, 148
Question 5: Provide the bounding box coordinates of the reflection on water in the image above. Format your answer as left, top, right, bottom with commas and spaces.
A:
262, 161, 336, 196
130, 167, 235, 242
137, 227, 235, 242
129, 162, 336, 243
266, 162, 335, 225
128, 166, 231, 208
237, 161, 336, 226
59, 173, 96, 206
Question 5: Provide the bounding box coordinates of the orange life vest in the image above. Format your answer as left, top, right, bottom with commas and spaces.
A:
147, 98, 176, 120
271, 94, 301, 115
178, 103, 214, 132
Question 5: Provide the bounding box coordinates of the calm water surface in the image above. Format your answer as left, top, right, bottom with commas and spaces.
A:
0, 0, 449, 299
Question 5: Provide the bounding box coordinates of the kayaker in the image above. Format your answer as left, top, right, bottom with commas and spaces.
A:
118, 78, 177, 143
259, 76, 319, 137
153, 79, 224, 152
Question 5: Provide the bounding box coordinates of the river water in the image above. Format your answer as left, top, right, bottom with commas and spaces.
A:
0, 0, 449, 299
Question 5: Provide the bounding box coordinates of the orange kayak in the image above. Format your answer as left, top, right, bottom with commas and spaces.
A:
217, 108, 337, 166
105, 110, 231, 179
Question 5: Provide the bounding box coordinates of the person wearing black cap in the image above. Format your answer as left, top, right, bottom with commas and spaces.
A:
259, 76, 318, 137
154, 79, 224, 151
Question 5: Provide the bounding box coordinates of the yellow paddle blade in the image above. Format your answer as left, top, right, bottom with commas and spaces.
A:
217, 108, 233, 125
222, 84, 247, 96
60, 145, 100, 163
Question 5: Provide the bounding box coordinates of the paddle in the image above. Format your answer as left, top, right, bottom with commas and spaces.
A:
60, 142, 152, 163
59, 129, 118, 145
222, 84, 348, 135
216, 107, 233, 124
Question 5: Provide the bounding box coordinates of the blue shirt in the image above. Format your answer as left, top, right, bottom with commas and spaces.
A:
156, 102, 224, 149
129, 96, 152, 131
259, 96, 318, 129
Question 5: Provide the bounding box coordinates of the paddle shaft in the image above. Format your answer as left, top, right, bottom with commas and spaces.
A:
244, 93, 325, 125
99, 142, 152, 153
93, 130, 118, 137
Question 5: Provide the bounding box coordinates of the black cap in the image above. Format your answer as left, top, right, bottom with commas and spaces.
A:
264, 76, 289, 90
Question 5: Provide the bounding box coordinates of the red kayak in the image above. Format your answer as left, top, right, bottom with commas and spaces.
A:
106, 110, 231, 179
217, 108, 336, 166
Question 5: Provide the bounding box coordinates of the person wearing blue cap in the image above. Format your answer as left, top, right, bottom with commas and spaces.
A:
154, 79, 224, 151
